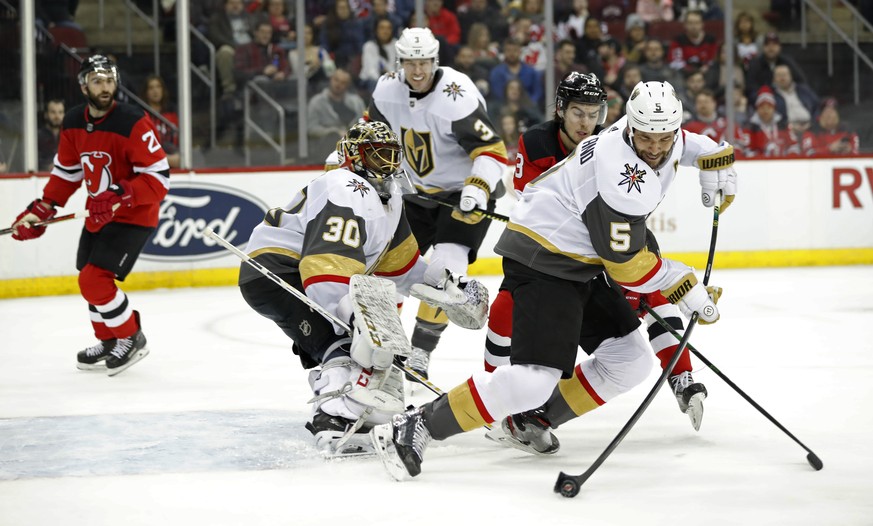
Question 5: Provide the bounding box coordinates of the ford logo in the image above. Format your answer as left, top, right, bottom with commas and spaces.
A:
141, 181, 269, 261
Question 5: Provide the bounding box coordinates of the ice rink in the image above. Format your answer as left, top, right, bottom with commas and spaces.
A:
1, 266, 872, 525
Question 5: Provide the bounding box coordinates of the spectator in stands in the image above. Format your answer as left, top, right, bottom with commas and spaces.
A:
812, 98, 860, 155
37, 99, 65, 172
364, 0, 403, 42
454, 45, 492, 97
678, 70, 707, 121
623, 14, 649, 64
591, 0, 631, 22
771, 64, 820, 136
466, 22, 500, 69
234, 21, 292, 86
668, 9, 718, 76
489, 37, 544, 107
617, 64, 642, 101
513, 16, 547, 72
36, 0, 82, 30
734, 11, 762, 71
289, 22, 336, 94
306, 68, 366, 155
458, 0, 509, 44
746, 31, 806, 100
209, 0, 254, 99
704, 42, 745, 100
490, 78, 544, 131
260, 0, 294, 50
556, 0, 591, 41
320, 0, 365, 72
596, 37, 625, 88
499, 113, 521, 160
510, 0, 545, 25
674, 0, 723, 21
721, 81, 751, 128
424, 0, 462, 64
765, 0, 801, 30
638, 38, 683, 86
683, 89, 725, 142
141, 76, 181, 169
360, 17, 398, 93
636, 0, 674, 23
574, 16, 606, 73
553, 38, 590, 89
602, 87, 624, 127
747, 86, 789, 157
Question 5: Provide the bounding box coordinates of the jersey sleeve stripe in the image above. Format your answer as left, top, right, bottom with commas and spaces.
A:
506, 222, 602, 264
248, 247, 302, 260
607, 251, 662, 287
299, 253, 366, 286
50, 164, 83, 181
301, 273, 352, 290
468, 144, 509, 164
373, 236, 420, 276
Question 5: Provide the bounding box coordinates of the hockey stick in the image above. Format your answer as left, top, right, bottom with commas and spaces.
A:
414, 193, 510, 223
202, 227, 446, 397
555, 192, 722, 498
0, 211, 87, 236
641, 304, 824, 471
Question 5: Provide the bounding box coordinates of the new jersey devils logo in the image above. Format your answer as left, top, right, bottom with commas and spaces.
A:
81, 151, 114, 197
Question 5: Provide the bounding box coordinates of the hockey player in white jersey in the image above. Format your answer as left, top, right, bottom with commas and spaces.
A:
237, 121, 488, 456
366, 27, 509, 380
371, 81, 737, 479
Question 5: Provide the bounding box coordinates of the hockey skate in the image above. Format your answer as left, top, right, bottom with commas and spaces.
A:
105, 330, 148, 376
306, 410, 375, 458
670, 371, 708, 431
76, 339, 116, 370
404, 347, 431, 381
370, 406, 432, 481
485, 407, 560, 456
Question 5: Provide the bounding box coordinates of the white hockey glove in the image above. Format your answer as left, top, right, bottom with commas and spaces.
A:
409, 270, 489, 330
662, 273, 721, 324
452, 176, 491, 225
697, 143, 738, 213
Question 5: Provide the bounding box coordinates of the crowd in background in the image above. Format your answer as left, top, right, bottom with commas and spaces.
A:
4, 0, 869, 172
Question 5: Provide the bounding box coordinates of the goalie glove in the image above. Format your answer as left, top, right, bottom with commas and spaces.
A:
697, 142, 738, 213
662, 273, 721, 324
451, 176, 490, 225
409, 270, 489, 330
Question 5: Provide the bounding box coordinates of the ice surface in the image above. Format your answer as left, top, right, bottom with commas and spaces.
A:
1, 266, 872, 525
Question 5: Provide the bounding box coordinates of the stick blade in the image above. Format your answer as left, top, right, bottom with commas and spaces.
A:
807, 452, 824, 471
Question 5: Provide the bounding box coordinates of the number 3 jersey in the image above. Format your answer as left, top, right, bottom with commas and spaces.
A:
496, 116, 723, 294
240, 169, 426, 327
41, 101, 170, 233
367, 67, 508, 196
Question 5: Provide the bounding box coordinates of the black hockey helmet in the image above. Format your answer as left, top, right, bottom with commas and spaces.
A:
556, 72, 607, 125
78, 55, 120, 87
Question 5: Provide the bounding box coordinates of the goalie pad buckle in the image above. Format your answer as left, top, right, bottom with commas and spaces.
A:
409, 272, 489, 330
349, 275, 411, 369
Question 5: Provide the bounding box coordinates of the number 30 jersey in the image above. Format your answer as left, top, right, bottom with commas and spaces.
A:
496, 116, 723, 294
367, 67, 508, 196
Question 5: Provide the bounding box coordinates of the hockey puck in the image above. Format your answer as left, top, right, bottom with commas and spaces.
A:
554, 472, 580, 498
806, 453, 823, 471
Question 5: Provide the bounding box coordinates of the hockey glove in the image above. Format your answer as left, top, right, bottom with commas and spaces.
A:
409, 270, 489, 330
451, 177, 490, 225
88, 180, 134, 224
662, 273, 721, 324
11, 199, 56, 241
697, 142, 737, 213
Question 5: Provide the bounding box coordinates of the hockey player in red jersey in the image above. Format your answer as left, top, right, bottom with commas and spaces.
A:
9, 55, 170, 376
371, 81, 736, 480
485, 72, 711, 437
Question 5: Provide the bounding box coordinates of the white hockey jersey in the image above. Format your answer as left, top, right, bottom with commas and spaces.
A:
496, 115, 728, 294
241, 168, 425, 327
367, 67, 508, 195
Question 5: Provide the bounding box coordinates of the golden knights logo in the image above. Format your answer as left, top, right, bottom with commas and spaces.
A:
442, 81, 465, 101
401, 127, 434, 177
347, 179, 371, 197
618, 163, 646, 193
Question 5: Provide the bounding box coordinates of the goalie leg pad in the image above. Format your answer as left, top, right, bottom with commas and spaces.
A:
346, 366, 405, 425
349, 275, 412, 369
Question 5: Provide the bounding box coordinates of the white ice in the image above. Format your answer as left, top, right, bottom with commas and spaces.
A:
1, 266, 872, 525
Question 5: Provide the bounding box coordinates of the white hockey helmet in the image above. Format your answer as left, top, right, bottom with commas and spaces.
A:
395, 27, 440, 69
625, 81, 683, 133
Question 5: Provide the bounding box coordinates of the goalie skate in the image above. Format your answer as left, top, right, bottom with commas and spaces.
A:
349, 275, 411, 367
306, 410, 376, 458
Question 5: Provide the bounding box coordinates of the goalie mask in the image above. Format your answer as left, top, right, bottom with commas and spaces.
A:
341, 121, 414, 201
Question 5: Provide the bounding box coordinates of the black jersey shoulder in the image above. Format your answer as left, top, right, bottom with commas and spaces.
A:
520, 120, 564, 162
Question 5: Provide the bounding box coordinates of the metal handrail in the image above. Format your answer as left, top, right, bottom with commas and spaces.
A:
800, 0, 873, 104
189, 24, 216, 149
123, 0, 160, 76
243, 81, 286, 166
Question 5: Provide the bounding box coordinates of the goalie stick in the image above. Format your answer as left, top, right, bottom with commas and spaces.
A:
641, 303, 823, 472
202, 227, 447, 397
554, 192, 723, 499
414, 194, 510, 223
0, 211, 88, 236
